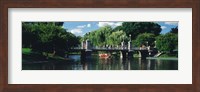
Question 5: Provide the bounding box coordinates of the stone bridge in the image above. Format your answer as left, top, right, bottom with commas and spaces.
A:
69, 39, 152, 60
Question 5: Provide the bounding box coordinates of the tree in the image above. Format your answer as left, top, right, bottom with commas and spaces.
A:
112, 26, 123, 32
121, 22, 161, 39
170, 26, 178, 34
31, 23, 67, 56
133, 33, 156, 47
83, 26, 113, 47
22, 23, 38, 48
107, 30, 128, 46
22, 22, 79, 57
156, 33, 178, 52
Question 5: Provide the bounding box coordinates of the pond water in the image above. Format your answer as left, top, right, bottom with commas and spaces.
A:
22, 55, 178, 70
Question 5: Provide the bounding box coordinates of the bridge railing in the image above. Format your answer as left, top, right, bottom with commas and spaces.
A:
71, 47, 82, 49
71, 46, 149, 50
93, 46, 127, 50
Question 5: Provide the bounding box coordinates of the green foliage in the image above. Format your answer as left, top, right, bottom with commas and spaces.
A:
156, 33, 178, 52
22, 48, 32, 55
81, 22, 177, 54
83, 26, 129, 47
112, 26, 123, 32
121, 22, 161, 39
82, 22, 161, 48
83, 26, 113, 46
134, 33, 156, 47
22, 22, 80, 57
170, 26, 178, 34
22, 23, 38, 48
107, 30, 128, 46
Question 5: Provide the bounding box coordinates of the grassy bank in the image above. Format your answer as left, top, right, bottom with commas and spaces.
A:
22, 48, 70, 63
159, 53, 178, 58
147, 53, 178, 60
147, 57, 178, 60
133, 53, 178, 58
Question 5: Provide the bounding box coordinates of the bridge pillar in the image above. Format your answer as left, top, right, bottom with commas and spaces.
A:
81, 51, 86, 60
121, 41, 125, 49
85, 50, 92, 57
86, 39, 91, 50
128, 41, 133, 59
128, 41, 132, 51
81, 41, 85, 49
120, 51, 127, 60
81, 50, 92, 60
128, 51, 134, 59
138, 50, 149, 59
81, 59, 88, 70
81, 39, 92, 60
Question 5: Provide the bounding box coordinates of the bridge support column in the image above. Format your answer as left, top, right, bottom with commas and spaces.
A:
121, 41, 125, 49
138, 50, 149, 59
81, 50, 92, 60
81, 51, 86, 60
81, 60, 88, 70
138, 51, 141, 58
120, 51, 127, 60
128, 41, 132, 50
81, 41, 85, 49
85, 51, 92, 57
128, 51, 134, 59
81, 39, 92, 60
86, 39, 91, 50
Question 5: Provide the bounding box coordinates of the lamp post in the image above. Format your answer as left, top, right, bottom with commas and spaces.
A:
123, 35, 125, 42
146, 41, 148, 47
129, 34, 131, 41
128, 34, 132, 50
121, 35, 125, 49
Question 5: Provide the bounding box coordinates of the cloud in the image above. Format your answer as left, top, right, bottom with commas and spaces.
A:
77, 25, 86, 29
115, 22, 123, 26
161, 26, 167, 30
87, 24, 91, 27
71, 24, 92, 36
70, 28, 83, 36
77, 24, 91, 29
98, 22, 114, 27
164, 22, 178, 25
98, 22, 122, 28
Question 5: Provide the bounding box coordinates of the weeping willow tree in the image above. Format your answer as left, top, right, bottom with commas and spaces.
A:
107, 30, 128, 46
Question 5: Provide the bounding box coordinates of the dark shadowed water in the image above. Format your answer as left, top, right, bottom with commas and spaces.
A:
22, 55, 178, 70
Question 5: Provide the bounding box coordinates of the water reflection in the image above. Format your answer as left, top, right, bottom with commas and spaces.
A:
22, 55, 178, 70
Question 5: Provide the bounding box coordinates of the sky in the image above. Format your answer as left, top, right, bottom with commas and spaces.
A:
63, 21, 178, 36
